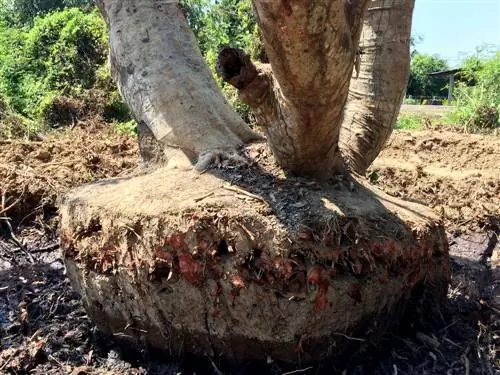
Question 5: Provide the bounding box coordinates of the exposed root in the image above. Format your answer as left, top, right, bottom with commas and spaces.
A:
195, 148, 250, 172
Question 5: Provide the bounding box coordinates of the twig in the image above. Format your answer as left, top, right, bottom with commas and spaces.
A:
282, 367, 313, 375
462, 353, 470, 375
234, 220, 256, 241
0, 195, 22, 215
48, 354, 63, 368
193, 191, 215, 203
332, 332, 366, 342
207, 357, 224, 375
1, 217, 35, 264
222, 184, 267, 204
119, 224, 142, 241
443, 337, 464, 350
31, 243, 59, 254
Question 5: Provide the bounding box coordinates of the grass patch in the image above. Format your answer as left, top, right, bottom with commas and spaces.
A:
394, 114, 424, 130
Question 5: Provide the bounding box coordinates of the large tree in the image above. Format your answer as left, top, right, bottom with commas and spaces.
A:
60, 0, 450, 369
406, 52, 449, 99
94, 0, 413, 177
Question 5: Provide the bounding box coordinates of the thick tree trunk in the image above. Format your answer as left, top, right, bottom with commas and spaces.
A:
217, 0, 370, 179
95, 0, 263, 169
340, 0, 414, 175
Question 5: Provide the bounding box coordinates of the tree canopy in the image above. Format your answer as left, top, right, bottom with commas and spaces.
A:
406, 52, 449, 99
0, 0, 93, 26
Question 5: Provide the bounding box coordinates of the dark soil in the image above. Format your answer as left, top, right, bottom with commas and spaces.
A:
1, 126, 499, 374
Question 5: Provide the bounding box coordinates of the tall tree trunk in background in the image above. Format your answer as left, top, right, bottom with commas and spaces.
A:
218, 0, 369, 178
95, 0, 263, 170
339, 0, 414, 175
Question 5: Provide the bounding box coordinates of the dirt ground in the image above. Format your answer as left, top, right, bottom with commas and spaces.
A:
0, 124, 498, 374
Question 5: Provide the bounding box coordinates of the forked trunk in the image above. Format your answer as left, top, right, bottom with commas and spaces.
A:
61, 1, 451, 367
218, 0, 370, 179
95, 0, 263, 169
340, 0, 414, 175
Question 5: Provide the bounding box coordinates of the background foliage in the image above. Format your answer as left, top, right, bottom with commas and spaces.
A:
447, 52, 500, 130
0, 0, 497, 139
406, 53, 449, 101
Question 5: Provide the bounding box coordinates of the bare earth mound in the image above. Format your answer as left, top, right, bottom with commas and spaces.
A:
370, 130, 499, 231
0, 122, 139, 227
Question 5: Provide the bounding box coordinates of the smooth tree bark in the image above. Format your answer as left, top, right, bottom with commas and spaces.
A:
95, 0, 263, 170
340, 0, 415, 174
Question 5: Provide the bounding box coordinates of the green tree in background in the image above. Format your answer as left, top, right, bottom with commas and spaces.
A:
182, 0, 261, 120
406, 52, 449, 99
0, 0, 93, 26
450, 52, 500, 130
0, 8, 109, 124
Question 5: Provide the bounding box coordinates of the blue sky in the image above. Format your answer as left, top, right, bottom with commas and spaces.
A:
411, 0, 500, 67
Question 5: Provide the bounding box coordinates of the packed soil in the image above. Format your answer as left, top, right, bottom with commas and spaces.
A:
0, 124, 499, 374
0, 121, 139, 228
369, 130, 499, 232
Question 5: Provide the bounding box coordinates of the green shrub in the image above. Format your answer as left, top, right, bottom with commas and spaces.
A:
0, 0, 94, 27
103, 91, 131, 123
469, 106, 499, 130
395, 114, 424, 130
448, 52, 500, 132
0, 8, 108, 122
403, 97, 419, 105
0, 93, 39, 139
115, 119, 137, 136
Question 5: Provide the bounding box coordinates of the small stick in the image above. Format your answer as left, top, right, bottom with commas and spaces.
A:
222, 184, 267, 204
332, 332, 366, 342
0, 193, 23, 215
207, 357, 224, 375
193, 191, 215, 203
31, 243, 59, 254
1, 217, 35, 264
282, 367, 313, 375
234, 220, 256, 241
462, 353, 470, 375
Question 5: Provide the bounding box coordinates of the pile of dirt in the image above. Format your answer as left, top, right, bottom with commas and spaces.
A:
0, 122, 139, 228
370, 130, 500, 232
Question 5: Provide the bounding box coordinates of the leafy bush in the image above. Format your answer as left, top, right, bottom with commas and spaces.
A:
0, 0, 93, 26
395, 114, 424, 130
0, 93, 38, 139
182, 0, 260, 121
0, 8, 108, 122
403, 97, 419, 105
115, 120, 138, 136
448, 52, 500, 131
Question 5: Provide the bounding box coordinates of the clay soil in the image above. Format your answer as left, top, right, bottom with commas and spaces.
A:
0, 124, 499, 374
